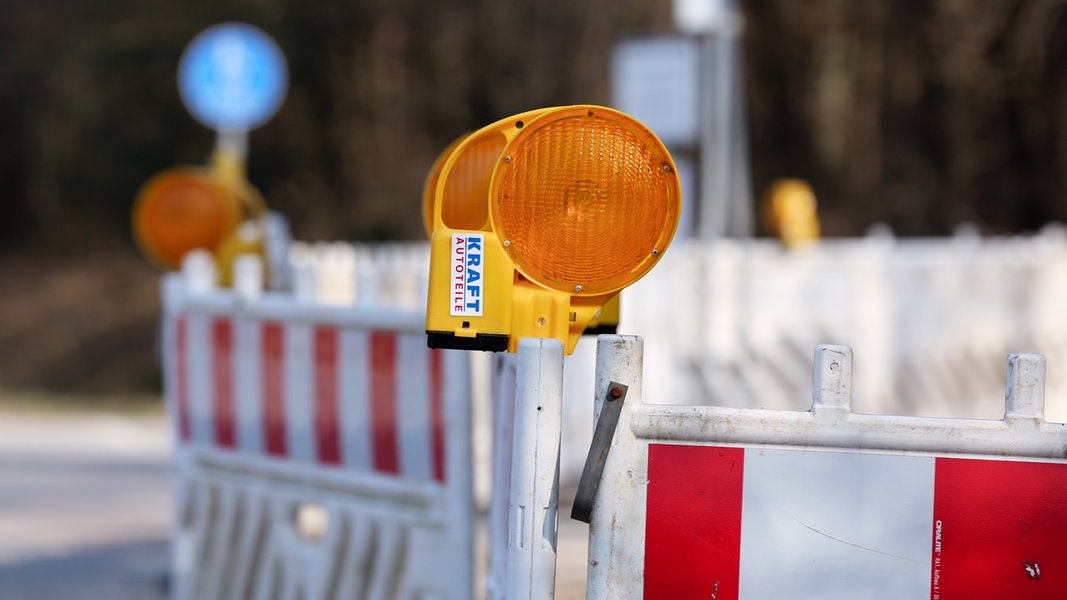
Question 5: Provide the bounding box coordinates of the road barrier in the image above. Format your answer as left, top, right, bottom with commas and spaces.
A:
586, 336, 1067, 599
161, 253, 474, 600
278, 230, 1067, 419
157, 231, 1067, 598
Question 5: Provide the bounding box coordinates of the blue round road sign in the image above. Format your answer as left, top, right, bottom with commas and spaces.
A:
178, 23, 288, 131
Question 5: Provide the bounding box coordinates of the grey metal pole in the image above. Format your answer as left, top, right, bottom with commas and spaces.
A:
695, 0, 751, 240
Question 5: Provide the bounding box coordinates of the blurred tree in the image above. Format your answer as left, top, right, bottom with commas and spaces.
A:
3, 0, 1067, 252
744, 0, 1067, 236
0, 0, 671, 252
6, 0, 1067, 396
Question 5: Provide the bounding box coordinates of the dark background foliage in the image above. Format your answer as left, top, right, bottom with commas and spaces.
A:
2, 0, 1066, 394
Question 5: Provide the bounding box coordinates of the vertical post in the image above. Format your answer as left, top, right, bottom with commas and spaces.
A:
215, 129, 249, 175
693, 0, 750, 240
1005, 353, 1046, 420
812, 344, 853, 412
233, 254, 263, 301
506, 338, 565, 599
487, 353, 517, 600
181, 249, 217, 294
587, 334, 644, 600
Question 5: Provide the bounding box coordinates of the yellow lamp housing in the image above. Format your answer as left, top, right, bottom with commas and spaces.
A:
585, 293, 621, 336
763, 178, 820, 249
422, 130, 470, 238
422, 124, 619, 337
425, 105, 681, 354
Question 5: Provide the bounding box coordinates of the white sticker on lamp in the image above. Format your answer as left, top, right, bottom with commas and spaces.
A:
450, 233, 484, 316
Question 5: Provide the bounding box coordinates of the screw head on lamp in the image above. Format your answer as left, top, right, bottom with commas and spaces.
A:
424, 105, 681, 354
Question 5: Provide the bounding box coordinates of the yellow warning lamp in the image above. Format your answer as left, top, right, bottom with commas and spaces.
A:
132, 149, 267, 283
422, 125, 621, 338
764, 178, 820, 249
425, 105, 681, 354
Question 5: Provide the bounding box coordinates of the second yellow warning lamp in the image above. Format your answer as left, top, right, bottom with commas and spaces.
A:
131, 149, 268, 286
764, 178, 821, 249
424, 105, 682, 354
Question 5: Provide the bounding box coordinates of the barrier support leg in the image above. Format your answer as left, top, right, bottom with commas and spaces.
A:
506, 338, 565, 599
487, 353, 517, 600
587, 334, 644, 600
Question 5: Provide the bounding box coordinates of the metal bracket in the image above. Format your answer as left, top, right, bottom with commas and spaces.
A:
571, 381, 628, 523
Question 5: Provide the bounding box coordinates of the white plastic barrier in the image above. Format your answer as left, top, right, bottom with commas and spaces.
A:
161, 259, 474, 600
299, 233, 1067, 422
587, 336, 1067, 599
287, 241, 430, 308
622, 230, 1067, 420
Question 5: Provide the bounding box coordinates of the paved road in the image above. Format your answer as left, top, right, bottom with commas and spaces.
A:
0, 409, 590, 599
0, 410, 172, 600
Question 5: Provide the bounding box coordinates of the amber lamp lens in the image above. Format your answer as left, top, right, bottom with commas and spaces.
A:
491, 107, 680, 295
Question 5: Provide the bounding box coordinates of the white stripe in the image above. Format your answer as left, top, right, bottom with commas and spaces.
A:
163, 315, 181, 442
339, 329, 373, 470
234, 318, 263, 454
186, 314, 214, 446
739, 449, 934, 599
397, 333, 432, 480
283, 323, 315, 462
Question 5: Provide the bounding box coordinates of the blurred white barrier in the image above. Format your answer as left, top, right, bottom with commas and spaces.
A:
621, 228, 1067, 421
286, 241, 429, 308
274, 232, 1067, 485
161, 255, 474, 600
587, 336, 1067, 598
281, 231, 1067, 421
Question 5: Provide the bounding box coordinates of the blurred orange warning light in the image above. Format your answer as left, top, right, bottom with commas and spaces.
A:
132, 167, 247, 270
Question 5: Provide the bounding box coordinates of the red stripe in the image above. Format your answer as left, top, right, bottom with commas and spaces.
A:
212, 319, 236, 448
932, 457, 1067, 597
645, 444, 744, 600
261, 322, 288, 456
314, 327, 341, 465
174, 316, 190, 441
370, 331, 400, 475
429, 348, 446, 482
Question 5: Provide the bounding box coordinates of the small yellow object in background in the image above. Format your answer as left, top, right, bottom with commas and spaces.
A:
764, 178, 821, 249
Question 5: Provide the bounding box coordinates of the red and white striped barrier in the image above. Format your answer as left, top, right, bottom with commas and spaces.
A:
168, 315, 448, 480
160, 258, 474, 600
644, 444, 1067, 598
587, 338, 1067, 599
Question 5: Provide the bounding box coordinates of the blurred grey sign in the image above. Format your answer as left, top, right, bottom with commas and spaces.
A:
610, 37, 700, 147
